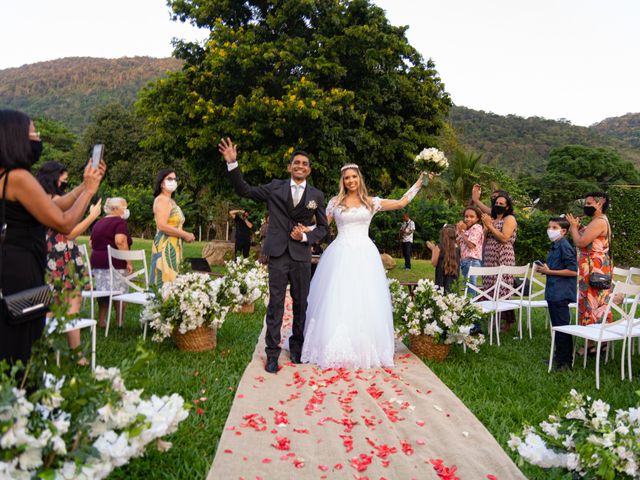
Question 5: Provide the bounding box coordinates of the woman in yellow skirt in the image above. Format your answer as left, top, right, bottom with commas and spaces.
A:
151, 169, 195, 287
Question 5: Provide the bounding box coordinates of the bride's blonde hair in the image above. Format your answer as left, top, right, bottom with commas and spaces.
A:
332, 164, 373, 211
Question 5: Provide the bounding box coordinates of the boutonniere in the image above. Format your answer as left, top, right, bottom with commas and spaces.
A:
306, 200, 317, 210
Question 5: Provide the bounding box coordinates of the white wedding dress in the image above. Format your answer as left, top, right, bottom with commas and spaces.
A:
301, 197, 395, 369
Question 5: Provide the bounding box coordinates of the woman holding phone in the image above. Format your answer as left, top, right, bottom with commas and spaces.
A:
0, 109, 105, 366
150, 169, 195, 287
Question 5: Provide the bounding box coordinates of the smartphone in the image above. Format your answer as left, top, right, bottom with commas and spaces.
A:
91, 144, 104, 169
533, 260, 544, 266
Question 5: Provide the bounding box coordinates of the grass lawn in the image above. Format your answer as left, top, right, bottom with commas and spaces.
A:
74, 242, 639, 479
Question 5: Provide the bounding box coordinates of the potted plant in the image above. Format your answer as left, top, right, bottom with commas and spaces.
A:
141, 272, 230, 351
389, 278, 485, 360
223, 257, 269, 314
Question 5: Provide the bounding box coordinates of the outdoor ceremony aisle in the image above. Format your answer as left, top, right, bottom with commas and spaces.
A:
207, 327, 525, 480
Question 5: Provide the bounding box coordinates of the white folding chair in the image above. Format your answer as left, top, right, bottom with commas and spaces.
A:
78, 244, 122, 321
504, 265, 548, 339
496, 265, 530, 341
465, 265, 524, 346
549, 282, 640, 389
46, 317, 97, 371
106, 246, 155, 339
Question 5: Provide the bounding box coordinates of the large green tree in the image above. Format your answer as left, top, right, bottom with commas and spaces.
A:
138, 0, 450, 193
524, 145, 640, 212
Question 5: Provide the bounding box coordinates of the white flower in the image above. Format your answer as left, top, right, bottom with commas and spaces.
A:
306, 200, 317, 210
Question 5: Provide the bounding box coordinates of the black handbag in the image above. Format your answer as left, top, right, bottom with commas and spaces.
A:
0, 171, 52, 325
587, 219, 612, 290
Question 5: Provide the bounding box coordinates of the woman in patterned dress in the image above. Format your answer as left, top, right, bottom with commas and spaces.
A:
481, 193, 518, 331
566, 193, 611, 344
151, 169, 195, 287
36, 161, 102, 364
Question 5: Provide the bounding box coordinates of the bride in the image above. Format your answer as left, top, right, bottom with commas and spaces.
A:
301, 164, 428, 369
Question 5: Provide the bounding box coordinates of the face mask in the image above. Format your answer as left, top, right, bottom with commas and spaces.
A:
30, 140, 43, 165
59, 181, 68, 193
491, 205, 506, 217
164, 179, 178, 192
121, 208, 130, 220
547, 229, 562, 242
583, 205, 596, 217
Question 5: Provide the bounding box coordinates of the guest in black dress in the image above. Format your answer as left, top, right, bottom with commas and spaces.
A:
0, 109, 104, 366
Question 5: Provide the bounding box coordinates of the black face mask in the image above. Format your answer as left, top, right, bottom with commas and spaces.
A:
30, 140, 43, 165
491, 205, 506, 217
583, 205, 597, 217
59, 181, 68, 193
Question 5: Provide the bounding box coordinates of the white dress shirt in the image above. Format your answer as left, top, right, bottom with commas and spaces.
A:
227, 162, 309, 243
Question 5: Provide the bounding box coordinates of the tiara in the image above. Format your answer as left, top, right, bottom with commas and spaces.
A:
340, 163, 360, 172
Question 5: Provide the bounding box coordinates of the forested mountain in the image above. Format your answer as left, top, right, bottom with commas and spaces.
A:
591, 112, 640, 148
448, 106, 640, 174
1, 57, 638, 175
0, 57, 182, 133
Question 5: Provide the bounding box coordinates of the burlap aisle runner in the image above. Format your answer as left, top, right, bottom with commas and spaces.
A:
208, 325, 526, 480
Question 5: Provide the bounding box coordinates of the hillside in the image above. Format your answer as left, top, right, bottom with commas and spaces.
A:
1, 57, 639, 174
591, 112, 640, 148
0, 57, 182, 133
448, 106, 640, 174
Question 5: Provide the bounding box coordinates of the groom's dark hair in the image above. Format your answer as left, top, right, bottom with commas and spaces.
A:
289, 150, 311, 165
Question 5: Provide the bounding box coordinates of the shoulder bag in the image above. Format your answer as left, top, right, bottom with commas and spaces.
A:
0, 171, 52, 325
587, 217, 612, 290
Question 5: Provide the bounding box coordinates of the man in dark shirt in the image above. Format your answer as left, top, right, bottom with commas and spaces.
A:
535, 217, 577, 371
230, 209, 253, 258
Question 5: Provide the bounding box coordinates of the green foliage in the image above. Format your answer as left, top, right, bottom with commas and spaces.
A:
608, 186, 640, 267
440, 149, 483, 205
526, 145, 640, 212
0, 57, 183, 133
369, 192, 460, 256
592, 112, 640, 148
513, 209, 553, 265
449, 106, 640, 176
31, 116, 78, 169
138, 0, 451, 194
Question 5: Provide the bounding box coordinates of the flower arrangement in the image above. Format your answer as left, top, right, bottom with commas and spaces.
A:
223, 256, 269, 307
509, 389, 640, 478
414, 147, 449, 174
141, 272, 230, 342
389, 278, 485, 352
0, 364, 188, 480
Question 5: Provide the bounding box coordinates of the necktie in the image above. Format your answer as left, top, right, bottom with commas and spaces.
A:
293, 185, 302, 207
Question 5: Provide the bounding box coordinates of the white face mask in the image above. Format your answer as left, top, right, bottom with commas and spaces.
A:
164, 179, 178, 192
547, 229, 562, 242
121, 208, 130, 220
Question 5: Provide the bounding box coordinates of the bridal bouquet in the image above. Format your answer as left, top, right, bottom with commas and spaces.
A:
509, 389, 640, 478
414, 147, 449, 174
0, 364, 189, 480
389, 279, 485, 352
223, 256, 269, 307
141, 272, 230, 342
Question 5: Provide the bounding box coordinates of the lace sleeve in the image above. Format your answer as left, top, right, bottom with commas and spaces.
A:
372, 196, 382, 213
326, 198, 336, 217
401, 179, 422, 203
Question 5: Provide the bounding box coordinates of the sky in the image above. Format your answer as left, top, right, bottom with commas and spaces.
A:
1, 0, 638, 126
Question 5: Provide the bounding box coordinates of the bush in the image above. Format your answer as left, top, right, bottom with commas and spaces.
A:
513, 209, 553, 265
609, 186, 640, 267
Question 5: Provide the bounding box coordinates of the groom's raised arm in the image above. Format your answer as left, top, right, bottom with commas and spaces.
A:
219, 137, 272, 202
305, 191, 329, 245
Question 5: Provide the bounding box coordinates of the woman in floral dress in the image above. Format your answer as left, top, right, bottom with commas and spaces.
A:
481, 193, 517, 331
37, 161, 102, 364
151, 169, 195, 287
567, 192, 612, 333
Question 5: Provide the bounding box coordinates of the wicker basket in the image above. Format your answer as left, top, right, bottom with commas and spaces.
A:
172, 325, 217, 352
409, 335, 450, 361
236, 302, 255, 314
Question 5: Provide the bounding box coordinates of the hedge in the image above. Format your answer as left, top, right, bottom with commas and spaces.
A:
609, 186, 640, 267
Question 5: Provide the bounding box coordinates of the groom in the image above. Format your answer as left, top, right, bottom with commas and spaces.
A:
218, 138, 328, 373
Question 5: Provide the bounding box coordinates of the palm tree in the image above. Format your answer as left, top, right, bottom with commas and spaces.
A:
442, 149, 484, 205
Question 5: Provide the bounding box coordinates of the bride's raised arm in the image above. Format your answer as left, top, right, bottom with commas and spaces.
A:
377, 172, 430, 212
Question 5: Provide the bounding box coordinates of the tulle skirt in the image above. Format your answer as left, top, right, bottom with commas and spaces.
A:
301, 235, 395, 369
